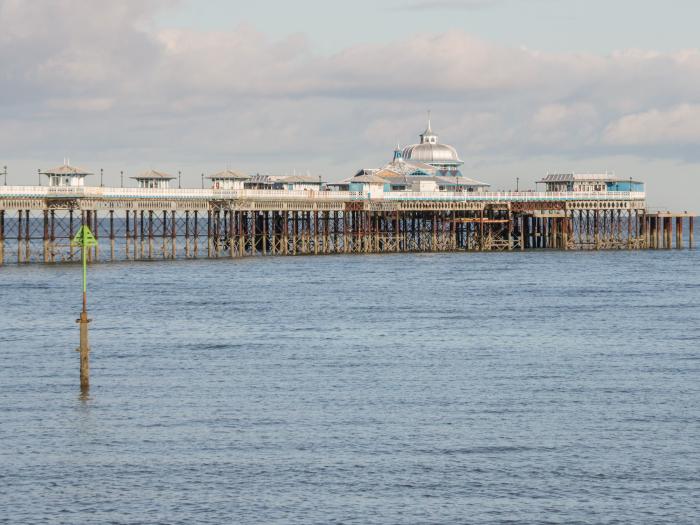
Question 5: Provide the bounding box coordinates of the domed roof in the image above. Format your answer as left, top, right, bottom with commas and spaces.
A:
402, 142, 462, 164
402, 118, 463, 166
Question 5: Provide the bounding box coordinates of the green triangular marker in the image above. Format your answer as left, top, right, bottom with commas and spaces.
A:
71, 225, 98, 248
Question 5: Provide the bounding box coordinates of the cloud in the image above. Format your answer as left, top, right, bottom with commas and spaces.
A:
604, 105, 700, 146
2, 0, 700, 175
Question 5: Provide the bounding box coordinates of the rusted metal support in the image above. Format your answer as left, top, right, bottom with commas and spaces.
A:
140, 210, 145, 259
24, 210, 30, 263
109, 210, 115, 261
125, 210, 131, 259
193, 210, 199, 258
206, 210, 212, 258
676, 216, 683, 249
85, 210, 92, 263
689, 216, 694, 249
43, 209, 49, 263
0, 210, 4, 265
161, 210, 168, 259
171, 210, 177, 259
69, 209, 75, 260
148, 210, 154, 259
184, 210, 190, 258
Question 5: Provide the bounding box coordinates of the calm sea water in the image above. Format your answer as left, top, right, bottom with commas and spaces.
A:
1, 248, 699, 524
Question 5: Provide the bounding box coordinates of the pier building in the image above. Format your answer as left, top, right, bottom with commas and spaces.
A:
208, 169, 250, 190
348, 119, 489, 194
246, 174, 323, 191
539, 173, 645, 193
41, 162, 92, 188
132, 170, 176, 189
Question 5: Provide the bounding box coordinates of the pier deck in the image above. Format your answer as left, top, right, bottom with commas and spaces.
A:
0, 187, 693, 264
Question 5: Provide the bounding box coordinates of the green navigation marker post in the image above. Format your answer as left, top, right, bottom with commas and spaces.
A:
71, 225, 97, 391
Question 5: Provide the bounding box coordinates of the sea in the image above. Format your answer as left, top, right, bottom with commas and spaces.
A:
1, 246, 699, 524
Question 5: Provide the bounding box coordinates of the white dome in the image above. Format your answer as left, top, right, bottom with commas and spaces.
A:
401, 120, 463, 166
402, 143, 462, 164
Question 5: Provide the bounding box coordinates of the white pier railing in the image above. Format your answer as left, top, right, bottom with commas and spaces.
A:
0, 186, 646, 202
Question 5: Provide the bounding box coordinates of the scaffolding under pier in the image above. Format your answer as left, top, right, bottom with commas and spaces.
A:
0, 187, 694, 265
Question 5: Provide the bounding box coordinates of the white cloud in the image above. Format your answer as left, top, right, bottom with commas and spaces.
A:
604, 105, 700, 146
2, 0, 700, 177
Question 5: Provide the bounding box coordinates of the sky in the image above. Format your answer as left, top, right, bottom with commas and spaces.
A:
1, 0, 699, 209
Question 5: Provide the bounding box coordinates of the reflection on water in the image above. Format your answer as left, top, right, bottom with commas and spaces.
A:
1, 249, 699, 523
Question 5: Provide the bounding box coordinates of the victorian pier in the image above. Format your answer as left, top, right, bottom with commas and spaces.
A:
0, 185, 693, 265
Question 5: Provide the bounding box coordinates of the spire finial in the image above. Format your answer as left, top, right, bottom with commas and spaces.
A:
427, 110, 432, 132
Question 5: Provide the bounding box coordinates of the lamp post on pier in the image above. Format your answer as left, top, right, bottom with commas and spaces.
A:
100, 168, 104, 187
3, 166, 6, 186
516, 177, 519, 192
38, 168, 41, 186
201, 173, 204, 189
120, 170, 124, 188
178, 170, 182, 189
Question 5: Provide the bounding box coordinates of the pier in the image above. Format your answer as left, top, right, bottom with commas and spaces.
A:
0, 186, 693, 265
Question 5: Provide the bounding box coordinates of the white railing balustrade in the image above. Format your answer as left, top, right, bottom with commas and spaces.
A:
0, 186, 646, 202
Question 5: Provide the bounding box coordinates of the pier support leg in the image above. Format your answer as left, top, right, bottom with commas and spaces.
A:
172, 210, 177, 259
125, 211, 131, 260
690, 217, 694, 249
194, 211, 199, 258
17, 210, 22, 263
0, 210, 4, 265
148, 211, 154, 259
93, 211, 99, 261
109, 210, 115, 261
68, 210, 75, 260
25, 210, 30, 263
207, 210, 212, 258
185, 211, 190, 258
43, 209, 49, 263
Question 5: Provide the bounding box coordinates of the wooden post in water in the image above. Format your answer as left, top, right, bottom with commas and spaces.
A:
689, 216, 694, 249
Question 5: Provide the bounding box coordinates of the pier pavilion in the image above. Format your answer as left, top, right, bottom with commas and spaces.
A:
132, 170, 176, 189
538, 173, 645, 193
41, 162, 92, 187
207, 169, 250, 190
